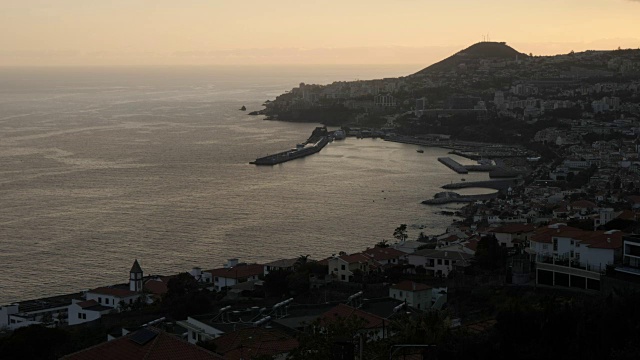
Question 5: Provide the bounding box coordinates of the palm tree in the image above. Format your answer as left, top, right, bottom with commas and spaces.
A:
294, 254, 310, 271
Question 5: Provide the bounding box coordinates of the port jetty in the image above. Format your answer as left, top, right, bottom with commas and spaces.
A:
250, 127, 330, 165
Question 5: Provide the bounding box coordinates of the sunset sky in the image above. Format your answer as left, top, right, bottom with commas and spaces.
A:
2, 0, 639, 66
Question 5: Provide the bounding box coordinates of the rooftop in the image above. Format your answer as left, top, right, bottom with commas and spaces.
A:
61, 327, 223, 360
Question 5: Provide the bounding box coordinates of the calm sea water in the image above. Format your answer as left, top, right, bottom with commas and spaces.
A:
0, 65, 493, 304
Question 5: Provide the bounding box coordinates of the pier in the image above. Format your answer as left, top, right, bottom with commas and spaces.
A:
438, 157, 468, 174
442, 179, 517, 190
422, 191, 499, 205
251, 127, 329, 166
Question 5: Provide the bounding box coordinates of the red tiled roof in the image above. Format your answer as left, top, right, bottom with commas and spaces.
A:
530, 225, 624, 249
338, 253, 372, 264
489, 224, 536, 234
144, 278, 170, 295
212, 328, 298, 360
62, 327, 223, 360
320, 304, 385, 329
77, 300, 99, 309
89, 287, 138, 298
362, 247, 405, 261
206, 264, 264, 279
570, 200, 597, 209
465, 239, 479, 252
390, 280, 432, 292
627, 195, 640, 204
617, 210, 638, 221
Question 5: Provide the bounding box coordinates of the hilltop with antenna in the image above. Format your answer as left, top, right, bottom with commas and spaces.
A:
413, 41, 529, 75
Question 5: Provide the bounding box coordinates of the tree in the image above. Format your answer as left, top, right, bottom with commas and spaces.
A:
288, 316, 366, 360
264, 269, 293, 297
474, 235, 507, 270
162, 272, 212, 319
294, 255, 310, 271
375, 239, 390, 248
393, 224, 408, 242
417, 232, 429, 242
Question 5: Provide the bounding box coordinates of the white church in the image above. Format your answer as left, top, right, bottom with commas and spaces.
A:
68, 260, 148, 326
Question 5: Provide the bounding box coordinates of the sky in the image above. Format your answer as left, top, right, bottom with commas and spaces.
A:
1, 0, 639, 66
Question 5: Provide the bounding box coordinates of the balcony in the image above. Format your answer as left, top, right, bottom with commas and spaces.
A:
536, 253, 608, 275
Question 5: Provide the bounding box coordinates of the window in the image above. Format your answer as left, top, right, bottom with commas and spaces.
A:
444, 260, 450, 266
78, 313, 82, 319
341, 265, 346, 270
399, 291, 403, 296
82, 313, 86, 319
129, 299, 133, 304
570, 250, 574, 258
437, 259, 442, 265
98, 297, 102, 304
553, 238, 558, 251
341, 275, 346, 280
105, 298, 109, 305
192, 331, 196, 340
214, 277, 219, 282
576, 243, 580, 248
543, 244, 548, 250
576, 252, 580, 260
570, 240, 574, 245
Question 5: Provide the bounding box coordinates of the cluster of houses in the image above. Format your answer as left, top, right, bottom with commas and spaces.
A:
4, 215, 639, 359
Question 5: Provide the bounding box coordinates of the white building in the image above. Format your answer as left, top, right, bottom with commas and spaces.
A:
328, 253, 374, 282
0, 301, 70, 330
264, 258, 299, 276
527, 224, 623, 290
389, 281, 433, 310
615, 235, 640, 277
178, 316, 225, 344
489, 224, 536, 248
67, 260, 145, 326
206, 261, 264, 291
68, 299, 111, 326
407, 249, 472, 277
190, 267, 213, 284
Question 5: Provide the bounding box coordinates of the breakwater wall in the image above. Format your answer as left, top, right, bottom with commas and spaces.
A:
442, 179, 516, 190
422, 192, 499, 205
438, 157, 468, 174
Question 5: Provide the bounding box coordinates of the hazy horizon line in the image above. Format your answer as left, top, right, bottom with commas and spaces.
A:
2, 39, 638, 68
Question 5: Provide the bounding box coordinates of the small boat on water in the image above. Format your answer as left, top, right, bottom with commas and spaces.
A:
239, 105, 246, 111
417, 149, 424, 153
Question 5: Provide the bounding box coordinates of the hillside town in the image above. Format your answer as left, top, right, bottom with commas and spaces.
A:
3, 43, 640, 359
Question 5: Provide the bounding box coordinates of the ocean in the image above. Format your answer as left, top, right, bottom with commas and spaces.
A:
0, 65, 493, 304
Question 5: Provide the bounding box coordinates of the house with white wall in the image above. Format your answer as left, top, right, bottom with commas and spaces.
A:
206, 260, 264, 291
361, 247, 406, 266
264, 258, 298, 276
407, 249, 473, 277
85, 287, 140, 310
68, 300, 111, 326
489, 223, 536, 248
327, 253, 375, 282
389, 281, 433, 310
178, 316, 226, 344
528, 223, 623, 290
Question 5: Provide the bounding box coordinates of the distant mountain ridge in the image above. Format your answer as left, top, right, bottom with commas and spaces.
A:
413, 41, 529, 75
